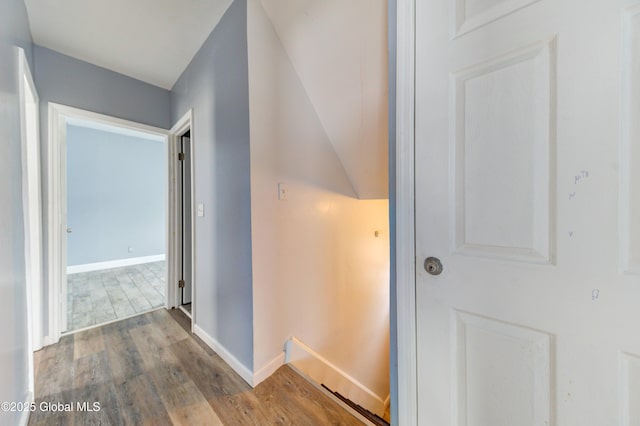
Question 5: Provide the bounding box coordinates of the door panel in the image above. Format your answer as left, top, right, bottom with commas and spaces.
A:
451, 40, 554, 263
415, 0, 640, 425
453, 311, 551, 425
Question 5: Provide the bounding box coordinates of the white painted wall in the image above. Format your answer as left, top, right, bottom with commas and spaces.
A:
248, 0, 390, 414
259, 0, 388, 200
0, 0, 34, 424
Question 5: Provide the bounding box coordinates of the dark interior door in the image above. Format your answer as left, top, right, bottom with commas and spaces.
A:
179, 132, 192, 306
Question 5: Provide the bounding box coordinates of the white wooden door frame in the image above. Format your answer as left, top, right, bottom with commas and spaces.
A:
18, 47, 42, 400
168, 109, 196, 331
394, 0, 418, 424
46, 103, 170, 344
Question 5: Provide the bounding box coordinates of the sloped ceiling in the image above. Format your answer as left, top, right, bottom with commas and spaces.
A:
24, 0, 389, 198
259, 0, 389, 199
24, 0, 233, 90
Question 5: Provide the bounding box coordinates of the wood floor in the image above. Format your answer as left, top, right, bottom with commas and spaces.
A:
30, 308, 363, 425
67, 261, 166, 332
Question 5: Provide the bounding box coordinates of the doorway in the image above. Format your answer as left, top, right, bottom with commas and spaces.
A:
168, 110, 195, 324
47, 104, 170, 341
396, 0, 640, 424
177, 129, 193, 316
65, 117, 168, 332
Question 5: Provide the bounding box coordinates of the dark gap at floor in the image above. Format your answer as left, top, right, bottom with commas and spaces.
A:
322, 384, 390, 426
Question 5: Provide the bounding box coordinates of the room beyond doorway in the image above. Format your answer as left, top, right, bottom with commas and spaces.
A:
47, 103, 171, 341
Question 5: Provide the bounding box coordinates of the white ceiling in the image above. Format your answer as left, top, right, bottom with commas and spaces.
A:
24, 0, 233, 89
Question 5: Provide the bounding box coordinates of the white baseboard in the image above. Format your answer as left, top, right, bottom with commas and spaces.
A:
67, 254, 166, 274
193, 324, 254, 387
285, 336, 387, 417
19, 391, 33, 426
253, 352, 285, 386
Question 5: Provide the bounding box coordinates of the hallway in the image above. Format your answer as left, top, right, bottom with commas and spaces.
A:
30, 309, 364, 425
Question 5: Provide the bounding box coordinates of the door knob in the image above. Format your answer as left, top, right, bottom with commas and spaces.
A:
66, 227, 73, 234
424, 257, 443, 275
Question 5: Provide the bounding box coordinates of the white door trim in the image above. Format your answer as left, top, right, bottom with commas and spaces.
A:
18, 47, 42, 400
46, 103, 170, 344
168, 109, 196, 331
395, 0, 418, 424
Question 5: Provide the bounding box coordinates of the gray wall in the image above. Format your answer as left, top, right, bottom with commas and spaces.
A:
388, 0, 398, 424
170, 0, 253, 370
33, 45, 172, 337
34, 46, 171, 129
0, 0, 33, 423
66, 124, 166, 266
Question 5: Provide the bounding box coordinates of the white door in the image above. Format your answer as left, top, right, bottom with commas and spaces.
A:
414, 0, 640, 425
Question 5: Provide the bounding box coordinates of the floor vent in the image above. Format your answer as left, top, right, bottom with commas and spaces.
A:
321, 384, 390, 426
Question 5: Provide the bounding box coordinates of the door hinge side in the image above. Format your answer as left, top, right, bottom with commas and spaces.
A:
178, 279, 185, 288
178, 152, 185, 161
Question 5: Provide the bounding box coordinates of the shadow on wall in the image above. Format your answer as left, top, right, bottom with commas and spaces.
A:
258, 0, 389, 200
270, 45, 358, 199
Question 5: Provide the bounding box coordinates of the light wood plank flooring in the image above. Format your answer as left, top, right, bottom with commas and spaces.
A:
66, 261, 166, 332
30, 308, 363, 425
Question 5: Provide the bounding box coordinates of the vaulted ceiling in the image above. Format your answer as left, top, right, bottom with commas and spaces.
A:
24, 0, 388, 199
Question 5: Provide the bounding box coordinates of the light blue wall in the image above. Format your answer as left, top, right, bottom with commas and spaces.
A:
0, 0, 32, 423
33, 45, 172, 336
66, 125, 166, 266
34, 46, 171, 129
170, 0, 253, 370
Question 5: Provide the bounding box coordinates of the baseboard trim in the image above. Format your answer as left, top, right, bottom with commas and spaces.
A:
253, 352, 285, 386
193, 324, 254, 387
67, 254, 166, 274
19, 391, 33, 426
285, 336, 387, 417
